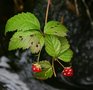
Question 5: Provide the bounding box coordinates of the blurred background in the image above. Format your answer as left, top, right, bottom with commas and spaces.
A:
0, 0, 93, 90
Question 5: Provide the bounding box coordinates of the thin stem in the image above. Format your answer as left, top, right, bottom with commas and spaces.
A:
74, 0, 79, 16
52, 58, 56, 77
45, 0, 51, 24
56, 59, 65, 68
60, 16, 64, 24
13, 0, 24, 12
37, 51, 41, 62
82, 0, 93, 27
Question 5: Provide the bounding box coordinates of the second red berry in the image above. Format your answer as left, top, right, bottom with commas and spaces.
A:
62, 67, 73, 77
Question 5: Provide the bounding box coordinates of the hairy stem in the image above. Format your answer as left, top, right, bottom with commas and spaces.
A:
45, 0, 51, 24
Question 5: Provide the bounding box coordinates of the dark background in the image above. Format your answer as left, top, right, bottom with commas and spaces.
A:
0, 0, 93, 90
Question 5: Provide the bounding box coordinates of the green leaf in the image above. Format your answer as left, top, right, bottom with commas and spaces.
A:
9, 31, 44, 53
30, 34, 44, 53
39, 35, 45, 48
58, 49, 73, 62
45, 35, 61, 57
39, 61, 52, 68
58, 37, 70, 55
5, 12, 40, 33
44, 21, 68, 37
34, 61, 53, 80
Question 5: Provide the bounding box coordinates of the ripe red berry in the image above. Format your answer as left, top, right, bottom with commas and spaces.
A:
32, 63, 42, 72
62, 67, 73, 77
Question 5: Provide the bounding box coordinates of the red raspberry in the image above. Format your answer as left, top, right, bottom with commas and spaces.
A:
32, 63, 42, 72
62, 67, 73, 77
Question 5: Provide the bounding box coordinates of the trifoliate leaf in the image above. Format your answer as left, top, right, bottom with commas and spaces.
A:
34, 61, 53, 80
45, 35, 61, 57
5, 12, 40, 34
9, 31, 44, 54
58, 49, 73, 62
44, 21, 68, 37
58, 37, 70, 55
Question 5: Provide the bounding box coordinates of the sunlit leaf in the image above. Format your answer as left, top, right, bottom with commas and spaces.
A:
58, 37, 70, 55
9, 31, 44, 53
58, 49, 73, 62
5, 12, 40, 34
45, 35, 61, 57
44, 21, 68, 37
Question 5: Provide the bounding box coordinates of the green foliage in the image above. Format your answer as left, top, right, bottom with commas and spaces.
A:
33, 61, 53, 80
5, 12, 40, 34
44, 21, 68, 37
5, 12, 73, 79
58, 37, 70, 55
58, 49, 73, 62
45, 35, 61, 57
9, 30, 44, 53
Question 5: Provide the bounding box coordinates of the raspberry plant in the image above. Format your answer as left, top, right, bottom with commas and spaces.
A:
5, 0, 73, 80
